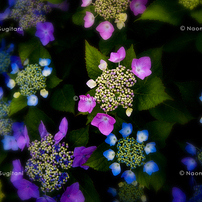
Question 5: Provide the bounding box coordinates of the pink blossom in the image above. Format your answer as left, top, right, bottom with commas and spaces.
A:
84, 11, 95, 28
130, 0, 148, 16
96, 21, 114, 40
81, 0, 92, 7
108, 47, 126, 63
131, 56, 151, 80
91, 113, 116, 136
78, 94, 96, 113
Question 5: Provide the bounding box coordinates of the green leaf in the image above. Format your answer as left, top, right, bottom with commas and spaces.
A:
25, 107, 55, 141
134, 77, 172, 111
46, 74, 62, 89
9, 95, 27, 116
122, 44, 136, 69
46, 0, 63, 4
145, 121, 175, 148
136, 152, 166, 191
84, 143, 111, 171
70, 170, 101, 202
137, 0, 185, 25
85, 41, 108, 80
67, 126, 89, 148
72, 6, 94, 26
50, 84, 75, 114
86, 104, 103, 125
191, 9, 202, 24
149, 100, 194, 124
0, 146, 7, 165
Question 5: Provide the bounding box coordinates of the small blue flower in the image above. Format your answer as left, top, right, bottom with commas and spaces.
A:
10, 63, 19, 74
136, 130, 149, 143
144, 142, 156, 155
121, 170, 136, 184
107, 187, 117, 197
181, 157, 197, 171
0, 87, 3, 99
119, 123, 133, 138
143, 160, 159, 175
172, 187, 186, 202
6, 79, 16, 89
185, 143, 196, 156
1, 135, 18, 151
27, 95, 38, 106
39, 58, 51, 66
109, 162, 121, 176
42, 66, 52, 77
105, 133, 117, 146
103, 149, 115, 161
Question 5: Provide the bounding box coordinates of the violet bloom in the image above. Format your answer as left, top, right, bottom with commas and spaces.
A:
10, 159, 23, 183
172, 187, 186, 202
36, 195, 56, 202
131, 56, 152, 80
12, 122, 24, 139
0, 8, 10, 22
38, 121, 48, 139
35, 22, 55, 46
54, 117, 68, 144
12, 179, 39, 201
16, 126, 30, 151
72, 146, 97, 170
84, 11, 95, 28
130, 0, 148, 16
96, 21, 115, 40
78, 94, 96, 113
91, 113, 116, 136
108, 47, 126, 63
60, 182, 85, 202
1, 135, 18, 151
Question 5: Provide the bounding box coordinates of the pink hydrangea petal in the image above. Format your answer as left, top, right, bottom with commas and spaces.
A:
84, 11, 95, 28
130, 0, 147, 16
96, 21, 114, 40
98, 120, 114, 136
108, 53, 120, 63
59, 117, 68, 135
81, 0, 92, 7
91, 114, 103, 127
17, 136, 26, 151
117, 47, 126, 61
78, 95, 96, 113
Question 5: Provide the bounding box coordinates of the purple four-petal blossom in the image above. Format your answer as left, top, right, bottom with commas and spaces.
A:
12, 122, 24, 140
38, 121, 48, 139
10, 159, 23, 183
181, 157, 197, 171
60, 182, 85, 202
96, 21, 114, 40
35, 22, 55, 46
78, 94, 96, 113
91, 113, 116, 136
54, 117, 68, 144
130, 0, 148, 16
108, 47, 126, 63
84, 11, 95, 28
131, 56, 152, 80
16, 126, 30, 151
72, 146, 97, 170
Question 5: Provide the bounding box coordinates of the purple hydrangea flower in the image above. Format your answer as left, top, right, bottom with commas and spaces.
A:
54, 117, 68, 144
16, 126, 30, 151
1, 135, 18, 151
35, 22, 55, 46
131, 57, 152, 80
12, 122, 24, 139
10, 159, 23, 183
143, 160, 159, 175
185, 143, 196, 156
130, 0, 148, 16
60, 182, 85, 202
72, 146, 97, 170
172, 187, 186, 202
119, 123, 133, 138
181, 157, 197, 171
78, 94, 96, 113
96, 21, 115, 40
91, 113, 116, 136
36, 195, 56, 202
38, 121, 48, 139
84, 11, 95, 28
12, 179, 40, 201
108, 47, 126, 63
121, 170, 136, 184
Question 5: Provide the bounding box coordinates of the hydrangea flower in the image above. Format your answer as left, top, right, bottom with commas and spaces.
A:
115, 13, 127, 29
36, 195, 56, 202
131, 57, 152, 80
16, 126, 30, 151
38, 121, 48, 139
10, 56, 23, 74
91, 113, 116, 136
172, 187, 186, 202
108, 47, 126, 63
81, 0, 92, 7
96, 21, 115, 40
130, 0, 148, 16
10, 159, 24, 183
60, 182, 85, 202
98, 59, 107, 71
1, 135, 18, 151
27, 95, 38, 106
104, 123, 159, 182
72, 146, 97, 170
84, 11, 95, 28
78, 94, 96, 113
35, 22, 55, 46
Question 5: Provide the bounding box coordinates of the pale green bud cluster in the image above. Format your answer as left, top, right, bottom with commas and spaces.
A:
15, 64, 46, 96
0, 51, 11, 73
179, 0, 200, 9
116, 137, 146, 169
118, 182, 144, 202
94, 0, 130, 20
25, 134, 74, 193
9, 0, 51, 29
94, 65, 136, 112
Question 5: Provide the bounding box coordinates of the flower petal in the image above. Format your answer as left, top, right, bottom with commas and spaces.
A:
172, 187, 186, 202
136, 130, 149, 143
84, 11, 95, 28
105, 133, 117, 146
86, 79, 97, 88
103, 149, 115, 161
27, 95, 38, 106
119, 123, 133, 138
109, 163, 121, 176
185, 142, 196, 156
121, 170, 136, 184
144, 142, 156, 155
181, 157, 197, 171
143, 160, 159, 175
42, 66, 52, 77
39, 58, 51, 66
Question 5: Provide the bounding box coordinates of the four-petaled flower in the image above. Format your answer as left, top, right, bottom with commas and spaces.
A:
108, 47, 126, 63
78, 94, 96, 113
143, 160, 159, 175
96, 21, 115, 40
130, 0, 148, 16
84, 12, 95, 28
